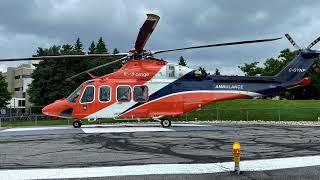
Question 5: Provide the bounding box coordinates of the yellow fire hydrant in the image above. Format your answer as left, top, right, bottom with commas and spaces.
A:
233, 141, 241, 174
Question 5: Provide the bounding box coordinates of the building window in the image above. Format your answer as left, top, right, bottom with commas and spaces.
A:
0, 109, 6, 115
80, 86, 95, 103
14, 87, 21, 91
99, 86, 111, 102
15, 75, 20, 79
133, 85, 148, 102
168, 65, 175, 77
18, 100, 25, 107
117, 86, 131, 102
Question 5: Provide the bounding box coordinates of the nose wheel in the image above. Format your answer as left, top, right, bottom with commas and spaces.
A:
73, 120, 82, 128
160, 119, 171, 127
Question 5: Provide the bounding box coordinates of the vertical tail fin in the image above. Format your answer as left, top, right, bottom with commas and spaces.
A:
275, 53, 316, 83
275, 34, 320, 84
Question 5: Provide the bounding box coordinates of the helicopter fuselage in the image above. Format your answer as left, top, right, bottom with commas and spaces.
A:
42, 58, 311, 121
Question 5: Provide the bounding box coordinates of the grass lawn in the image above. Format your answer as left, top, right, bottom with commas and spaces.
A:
178, 99, 320, 121
1, 99, 320, 127
0, 119, 72, 127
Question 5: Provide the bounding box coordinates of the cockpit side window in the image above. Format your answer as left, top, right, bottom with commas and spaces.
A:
67, 86, 82, 103
117, 86, 131, 102
80, 86, 95, 103
133, 85, 148, 102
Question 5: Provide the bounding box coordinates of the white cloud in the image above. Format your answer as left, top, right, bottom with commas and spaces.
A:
0, 0, 320, 74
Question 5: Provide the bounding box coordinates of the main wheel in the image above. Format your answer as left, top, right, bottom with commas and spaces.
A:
73, 120, 82, 128
160, 119, 171, 127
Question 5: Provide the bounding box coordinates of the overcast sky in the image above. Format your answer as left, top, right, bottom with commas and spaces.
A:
0, 0, 320, 75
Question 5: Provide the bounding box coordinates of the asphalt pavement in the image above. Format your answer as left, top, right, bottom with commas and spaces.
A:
0, 122, 320, 179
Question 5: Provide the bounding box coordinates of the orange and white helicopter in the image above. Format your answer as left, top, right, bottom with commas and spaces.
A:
1, 14, 319, 128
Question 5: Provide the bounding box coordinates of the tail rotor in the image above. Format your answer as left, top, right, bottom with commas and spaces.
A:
285, 33, 320, 51
284, 33, 301, 50
307, 36, 320, 49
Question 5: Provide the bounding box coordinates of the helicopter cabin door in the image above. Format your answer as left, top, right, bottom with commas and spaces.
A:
115, 85, 149, 118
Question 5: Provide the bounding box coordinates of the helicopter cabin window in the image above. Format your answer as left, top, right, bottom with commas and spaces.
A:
117, 86, 131, 102
67, 85, 83, 103
133, 85, 148, 102
80, 86, 95, 103
99, 86, 111, 102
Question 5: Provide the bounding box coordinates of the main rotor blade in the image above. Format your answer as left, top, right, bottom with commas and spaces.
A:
285, 33, 301, 50
152, 37, 282, 55
307, 36, 320, 49
0, 53, 129, 62
135, 14, 160, 54
66, 56, 128, 81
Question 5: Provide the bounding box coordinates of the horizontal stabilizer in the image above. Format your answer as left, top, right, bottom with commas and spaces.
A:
285, 77, 311, 89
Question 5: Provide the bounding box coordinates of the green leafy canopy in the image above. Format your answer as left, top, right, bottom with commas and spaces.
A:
28, 37, 121, 106
0, 73, 11, 106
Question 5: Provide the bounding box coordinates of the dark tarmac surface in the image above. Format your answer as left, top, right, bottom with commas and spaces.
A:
0, 123, 320, 179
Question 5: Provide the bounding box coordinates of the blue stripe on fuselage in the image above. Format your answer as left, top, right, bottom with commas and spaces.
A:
120, 71, 284, 115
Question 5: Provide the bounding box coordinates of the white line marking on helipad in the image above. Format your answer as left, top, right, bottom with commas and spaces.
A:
0, 123, 208, 134
173, 124, 210, 127
82, 123, 210, 128
2, 155, 320, 179
1, 123, 210, 133
82, 127, 174, 133
1, 126, 70, 132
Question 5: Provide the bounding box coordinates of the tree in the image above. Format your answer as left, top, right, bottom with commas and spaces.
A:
61, 44, 73, 55
238, 61, 263, 76
28, 38, 123, 106
96, 37, 108, 54
0, 73, 11, 106
28, 45, 77, 106
260, 58, 283, 76
278, 48, 299, 65
214, 68, 221, 75
239, 49, 299, 77
73, 38, 84, 55
113, 48, 120, 54
238, 48, 320, 99
178, 56, 187, 66
198, 66, 207, 76
88, 41, 96, 54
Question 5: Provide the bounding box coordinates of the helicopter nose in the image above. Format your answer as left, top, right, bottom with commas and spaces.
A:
42, 99, 73, 118
42, 103, 58, 117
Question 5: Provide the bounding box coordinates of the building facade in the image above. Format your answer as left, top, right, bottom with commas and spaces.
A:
5, 61, 36, 113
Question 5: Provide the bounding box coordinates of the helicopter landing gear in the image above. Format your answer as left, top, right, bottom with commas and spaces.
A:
160, 119, 171, 128
153, 117, 172, 127
73, 120, 82, 128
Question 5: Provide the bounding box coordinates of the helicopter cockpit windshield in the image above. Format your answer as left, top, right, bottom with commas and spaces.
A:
67, 86, 83, 103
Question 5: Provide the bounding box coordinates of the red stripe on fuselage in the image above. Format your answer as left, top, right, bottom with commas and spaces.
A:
119, 92, 251, 118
